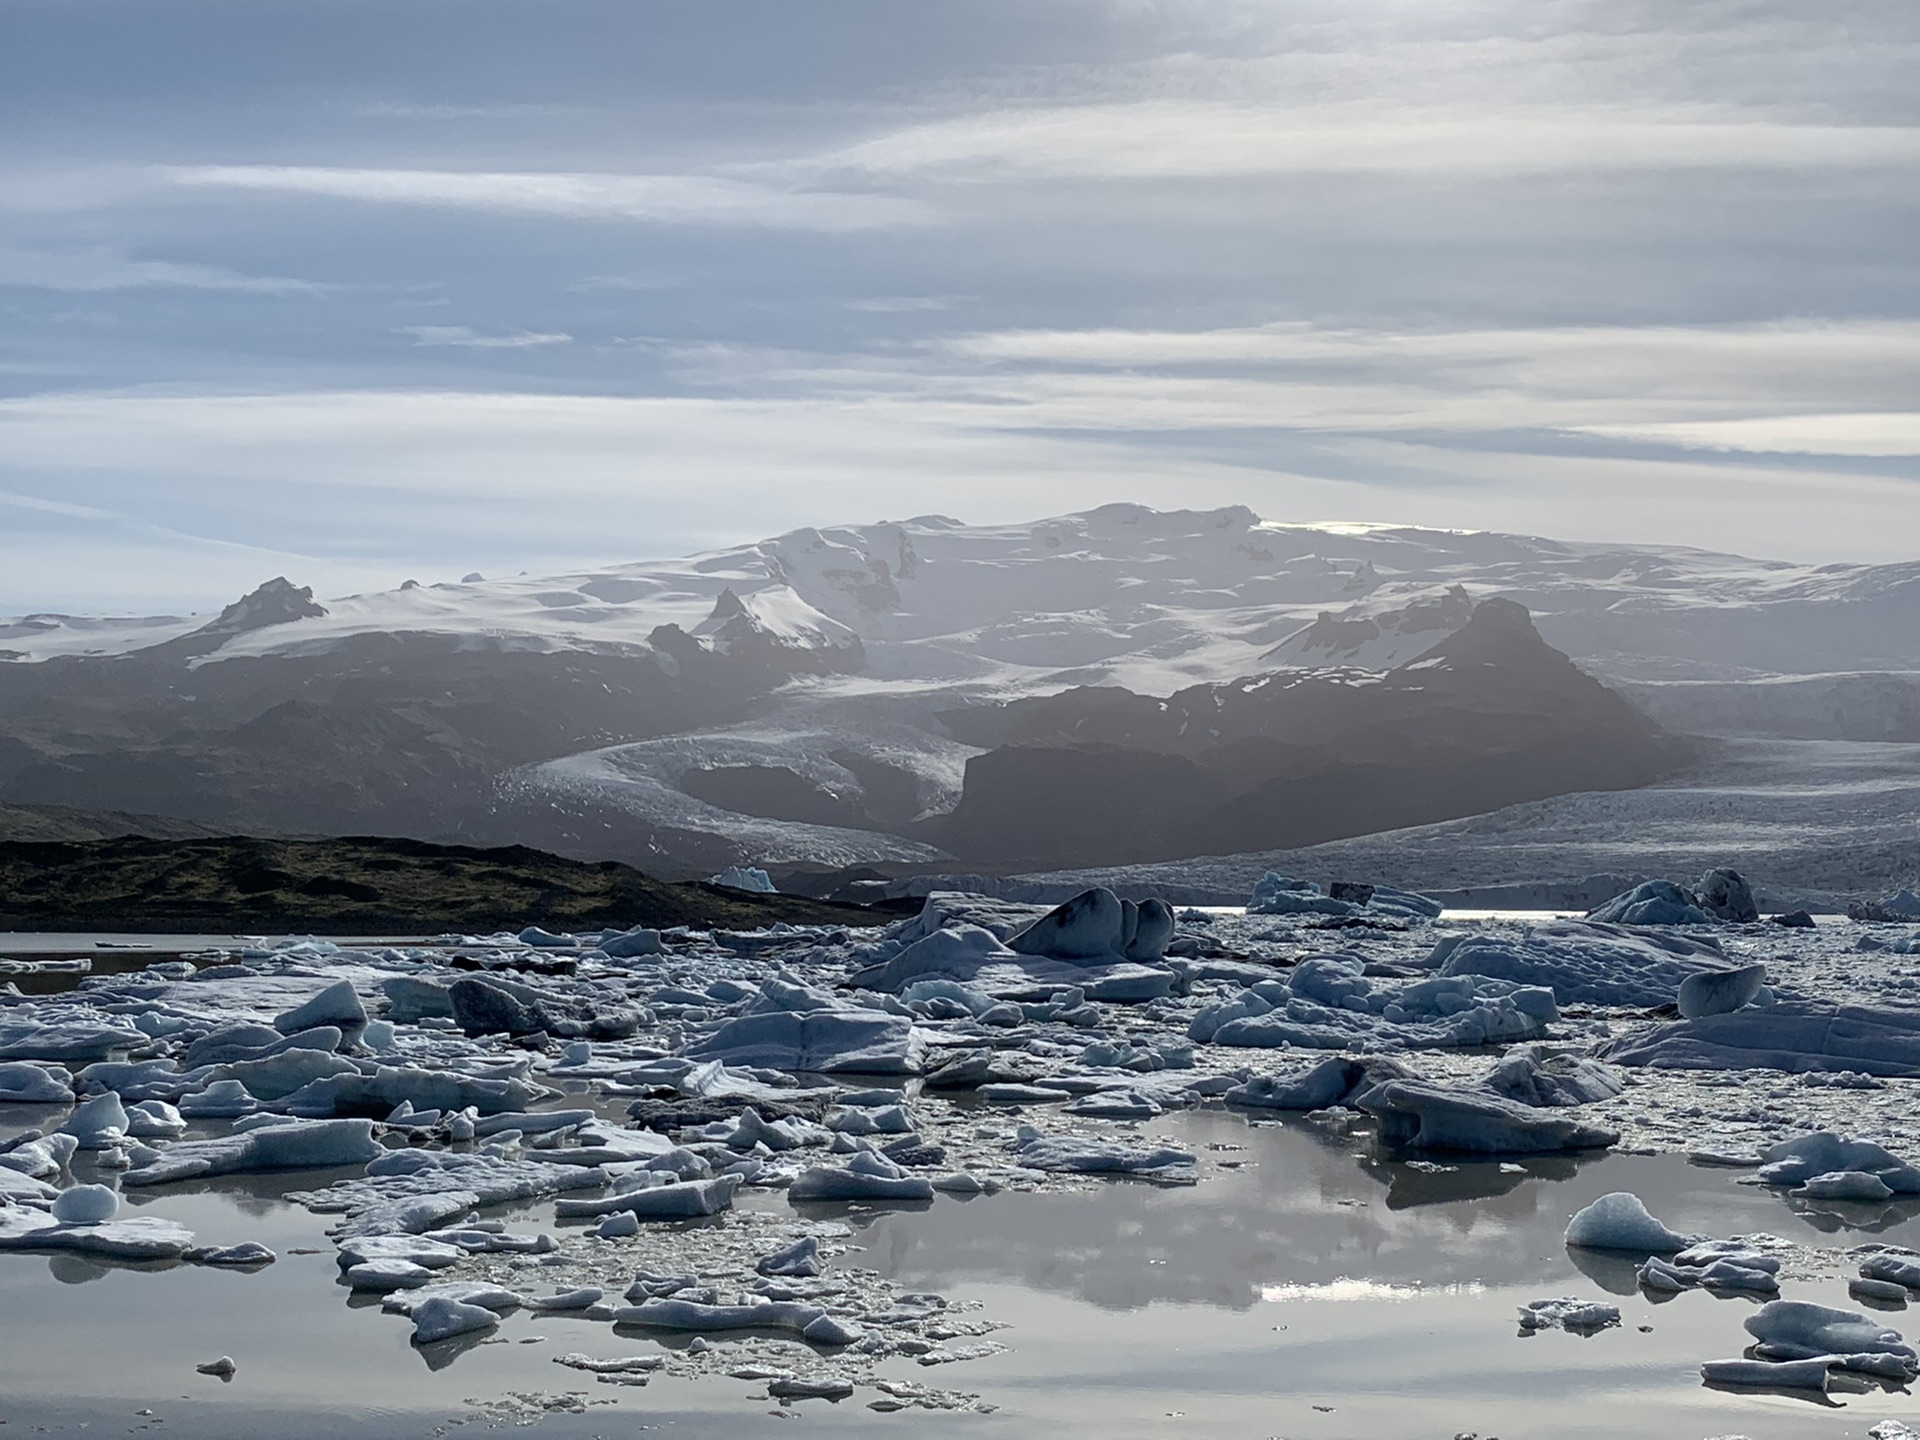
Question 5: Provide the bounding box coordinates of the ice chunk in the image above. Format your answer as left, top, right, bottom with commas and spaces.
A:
277, 1062, 554, 1117
335, 1234, 467, 1269
51, 1183, 119, 1224
1700, 1356, 1837, 1390
1798, 1170, 1896, 1202
1677, 963, 1767, 1020
0, 1209, 195, 1259
1517, 1297, 1620, 1333
1564, 1193, 1691, 1253
0, 1020, 146, 1061
553, 1174, 742, 1219
1695, 868, 1758, 923
1861, 1254, 1920, 1289
1752, 1133, 1920, 1193
1434, 921, 1724, 1007
0, 1132, 78, 1178
1224, 1057, 1373, 1111
58, 1091, 130, 1149
347, 1258, 435, 1289
125, 1100, 187, 1139
0, 1062, 74, 1104
1482, 1051, 1625, 1107
1007, 888, 1127, 960
1603, 1003, 1920, 1078
177, 1079, 260, 1117
614, 1297, 861, 1345
187, 1241, 277, 1266
788, 1152, 936, 1202
123, 1117, 382, 1185
684, 1009, 928, 1075
711, 866, 777, 893
1587, 879, 1717, 926
410, 1296, 500, 1344
1247, 874, 1356, 918
1008, 1132, 1196, 1179
274, 979, 367, 1035
1361, 1081, 1619, 1155
756, 1235, 824, 1277
602, 927, 665, 959
1743, 1299, 1917, 1368
448, 977, 552, 1037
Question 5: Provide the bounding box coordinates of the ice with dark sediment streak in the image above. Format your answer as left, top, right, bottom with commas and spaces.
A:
613, 1297, 863, 1346
1361, 1080, 1619, 1155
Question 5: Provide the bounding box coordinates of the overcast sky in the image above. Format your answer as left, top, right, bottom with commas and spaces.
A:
3, 0, 1916, 612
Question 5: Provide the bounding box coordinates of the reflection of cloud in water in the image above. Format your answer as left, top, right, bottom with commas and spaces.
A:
1259, 1279, 1486, 1303
858, 1111, 1920, 1315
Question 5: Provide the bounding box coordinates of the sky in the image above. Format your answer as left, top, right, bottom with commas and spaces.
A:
2, 0, 1917, 613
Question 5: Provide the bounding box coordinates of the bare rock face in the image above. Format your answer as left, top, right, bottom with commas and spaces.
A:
198, 578, 329, 636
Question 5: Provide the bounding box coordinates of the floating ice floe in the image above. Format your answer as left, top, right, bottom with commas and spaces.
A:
1564, 1193, 1694, 1253
1362, 1080, 1619, 1155
1247, 874, 1440, 923
555, 1174, 743, 1219
1430, 921, 1736, 1008
1516, 1297, 1620, 1333
789, 1152, 936, 1202
0, 1200, 195, 1260
1008, 1127, 1196, 1180
410, 1295, 501, 1344
122, 1116, 383, 1186
0, 1062, 75, 1103
0, 1017, 147, 1062
1587, 869, 1757, 926
613, 1297, 862, 1345
1637, 1241, 1781, 1295
1603, 1003, 1920, 1077
1749, 1132, 1920, 1194
1187, 956, 1556, 1051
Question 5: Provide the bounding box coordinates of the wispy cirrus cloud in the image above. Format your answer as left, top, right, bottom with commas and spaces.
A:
163, 165, 933, 232
398, 325, 571, 348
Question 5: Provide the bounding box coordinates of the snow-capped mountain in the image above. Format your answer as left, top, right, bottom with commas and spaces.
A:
3, 504, 1918, 876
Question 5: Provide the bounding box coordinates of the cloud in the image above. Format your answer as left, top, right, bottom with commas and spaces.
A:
398, 326, 572, 348
163, 165, 933, 232
809, 102, 1920, 182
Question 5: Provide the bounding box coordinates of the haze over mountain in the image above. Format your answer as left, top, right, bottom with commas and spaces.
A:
5, 504, 1918, 882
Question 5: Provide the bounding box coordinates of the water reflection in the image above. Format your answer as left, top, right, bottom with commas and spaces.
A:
856, 1110, 1920, 1314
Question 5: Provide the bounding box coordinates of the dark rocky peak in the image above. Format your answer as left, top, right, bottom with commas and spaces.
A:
701, 587, 752, 629
197, 578, 328, 637
1395, 596, 1559, 674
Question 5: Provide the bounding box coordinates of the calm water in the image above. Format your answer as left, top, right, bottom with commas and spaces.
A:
2, 1106, 1917, 1439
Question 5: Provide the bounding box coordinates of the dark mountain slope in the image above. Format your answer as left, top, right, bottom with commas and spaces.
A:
935, 599, 1686, 869
0, 582, 862, 841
